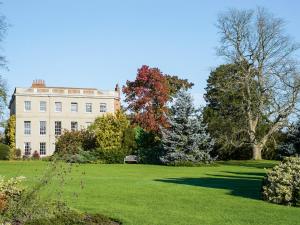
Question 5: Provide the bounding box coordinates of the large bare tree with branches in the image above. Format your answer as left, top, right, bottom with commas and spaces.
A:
216, 8, 300, 160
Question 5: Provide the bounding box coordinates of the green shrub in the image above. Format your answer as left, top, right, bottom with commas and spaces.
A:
14, 148, 22, 159
55, 130, 96, 155
96, 148, 129, 164
0, 176, 25, 213
262, 157, 300, 206
63, 150, 98, 164
0, 143, 10, 160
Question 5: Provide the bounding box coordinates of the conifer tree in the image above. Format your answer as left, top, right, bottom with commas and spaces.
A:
160, 90, 214, 164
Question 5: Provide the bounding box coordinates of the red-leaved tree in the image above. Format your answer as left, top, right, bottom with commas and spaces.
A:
123, 65, 170, 133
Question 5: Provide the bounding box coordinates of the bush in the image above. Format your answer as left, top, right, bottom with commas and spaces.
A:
63, 150, 98, 164
262, 157, 300, 206
14, 148, 22, 159
31, 151, 40, 160
0, 176, 25, 213
55, 130, 96, 155
95, 148, 130, 164
0, 143, 10, 160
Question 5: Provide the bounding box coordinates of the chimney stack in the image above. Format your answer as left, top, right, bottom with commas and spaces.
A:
31, 79, 46, 88
115, 84, 120, 97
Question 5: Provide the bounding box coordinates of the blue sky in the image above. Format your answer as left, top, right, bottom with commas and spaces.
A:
1, 0, 300, 106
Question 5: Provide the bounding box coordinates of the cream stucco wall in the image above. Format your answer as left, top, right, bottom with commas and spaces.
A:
10, 87, 120, 156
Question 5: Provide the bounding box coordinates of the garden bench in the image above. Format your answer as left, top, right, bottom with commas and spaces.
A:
124, 155, 138, 164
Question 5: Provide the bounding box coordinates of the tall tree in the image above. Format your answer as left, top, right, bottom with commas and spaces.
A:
203, 64, 251, 158
161, 90, 214, 164
123, 65, 170, 133
216, 8, 300, 160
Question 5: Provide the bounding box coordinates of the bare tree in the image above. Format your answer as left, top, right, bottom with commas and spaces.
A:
216, 8, 300, 160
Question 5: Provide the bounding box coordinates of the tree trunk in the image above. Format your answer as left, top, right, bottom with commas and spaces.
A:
252, 144, 262, 160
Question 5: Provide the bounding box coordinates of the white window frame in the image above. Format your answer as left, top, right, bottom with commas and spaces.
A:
85, 122, 92, 128
55, 121, 62, 136
40, 121, 46, 135
71, 121, 78, 131
40, 101, 47, 112
24, 121, 31, 135
100, 103, 107, 112
55, 102, 62, 112
71, 102, 78, 112
24, 101, 31, 111
39, 142, 46, 155
85, 103, 92, 113
24, 142, 31, 155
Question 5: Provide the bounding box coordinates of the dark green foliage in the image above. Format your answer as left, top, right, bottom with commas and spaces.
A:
165, 75, 194, 99
0, 143, 9, 160
278, 120, 300, 156
122, 127, 137, 154
95, 148, 129, 164
203, 64, 277, 160
62, 149, 98, 164
135, 127, 163, 164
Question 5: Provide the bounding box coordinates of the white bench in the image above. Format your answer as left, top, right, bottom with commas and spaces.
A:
124, 155, 138, 164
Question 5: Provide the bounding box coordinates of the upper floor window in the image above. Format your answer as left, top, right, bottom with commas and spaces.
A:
100, 103, 107, 112
55, 102, 62, 112
40, 101, 46, 112
40, 121, 46, 135
40, 142, 46, 155
71, 121, 78, 131
55, 121, 62, 136
86, 103, 92, 113
24, 101, 31, 111
24, 142, 31, 155
71, 102, 78, 112
24, 121, 31, 135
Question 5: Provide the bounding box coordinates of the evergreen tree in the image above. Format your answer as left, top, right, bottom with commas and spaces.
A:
279, 120, 300, 156
160, 90, 214, 164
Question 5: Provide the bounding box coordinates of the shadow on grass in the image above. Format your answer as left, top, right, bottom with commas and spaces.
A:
218, 160, 277, 169
155, 172, 265, 200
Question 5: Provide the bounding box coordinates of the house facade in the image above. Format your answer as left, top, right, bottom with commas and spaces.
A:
9, 80, 121, 157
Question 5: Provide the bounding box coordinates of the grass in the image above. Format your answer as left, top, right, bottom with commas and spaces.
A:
1, 160, 300, 225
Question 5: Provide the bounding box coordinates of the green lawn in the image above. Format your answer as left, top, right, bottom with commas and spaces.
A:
1, 160, 300, 225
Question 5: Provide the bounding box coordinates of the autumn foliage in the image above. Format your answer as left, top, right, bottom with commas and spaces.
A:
123, 65, 170, 133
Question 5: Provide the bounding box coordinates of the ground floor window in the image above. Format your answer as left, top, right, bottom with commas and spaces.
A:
40, 142, 46, 155
71, 121, 78, 131
24, 142, 31, 155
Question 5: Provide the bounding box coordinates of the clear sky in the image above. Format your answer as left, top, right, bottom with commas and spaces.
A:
1, 0, 300, 106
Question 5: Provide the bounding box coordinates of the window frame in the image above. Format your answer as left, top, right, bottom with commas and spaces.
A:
100, 103, 107, 112
24, 101, 31, 112
55, 102, 62, 112
24, 121, 31, 135
71, 121, 78, 131
40, 101, 47, 112
55, 121, 62, 136
71, 102, 78, 112
40, 121, 46, 135
39, 142, 46, 155
24, 142, 31, 155
85, 103, 92, 113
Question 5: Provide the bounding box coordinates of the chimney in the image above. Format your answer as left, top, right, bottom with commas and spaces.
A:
31, 79, 46, 88
115, 83, 120, 97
